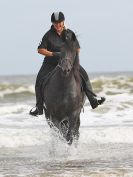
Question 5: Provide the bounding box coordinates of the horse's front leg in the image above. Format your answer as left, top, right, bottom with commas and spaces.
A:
73, 116, 80, 142
66, 110, 81, 145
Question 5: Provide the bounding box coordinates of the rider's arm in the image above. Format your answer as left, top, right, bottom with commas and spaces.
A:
38, 48, 80, 57
38, 48, 53, 57
77, 48, 80, 53
38, 32, 54, 56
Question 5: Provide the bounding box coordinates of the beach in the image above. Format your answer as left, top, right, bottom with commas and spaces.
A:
0, 72, 133, 177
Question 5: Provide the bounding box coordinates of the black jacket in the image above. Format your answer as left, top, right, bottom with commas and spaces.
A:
38, 25, 80, 66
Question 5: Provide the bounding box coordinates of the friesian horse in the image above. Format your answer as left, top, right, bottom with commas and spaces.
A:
42, 32, 85, 145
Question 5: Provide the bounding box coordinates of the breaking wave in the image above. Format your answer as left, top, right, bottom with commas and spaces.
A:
0, 83, 35, 98
0, 74, 132, 99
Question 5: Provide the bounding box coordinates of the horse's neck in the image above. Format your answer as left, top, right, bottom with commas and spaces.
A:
55, 69, 80, 88
57, 70, 73, 83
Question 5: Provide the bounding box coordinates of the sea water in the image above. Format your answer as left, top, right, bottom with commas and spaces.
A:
0, 72, 133, 177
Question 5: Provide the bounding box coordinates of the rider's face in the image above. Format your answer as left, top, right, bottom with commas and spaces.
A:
53, 21, 64, 34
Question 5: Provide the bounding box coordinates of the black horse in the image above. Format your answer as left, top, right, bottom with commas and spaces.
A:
42, 33, 85, 145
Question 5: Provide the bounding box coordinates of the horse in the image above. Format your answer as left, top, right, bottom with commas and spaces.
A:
42, 32, 85, 145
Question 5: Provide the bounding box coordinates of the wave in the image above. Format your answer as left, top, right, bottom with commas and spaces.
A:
0, 83, 35, 98
91, 75, 133, 95
0, 75, 132, 98
0, 104, 30, 115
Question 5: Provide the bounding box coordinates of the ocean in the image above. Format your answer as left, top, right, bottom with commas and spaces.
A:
0, 71, 133, 177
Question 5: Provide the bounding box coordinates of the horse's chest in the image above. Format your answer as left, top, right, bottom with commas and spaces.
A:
54, 88, 80, 109
45, 76, 82, 111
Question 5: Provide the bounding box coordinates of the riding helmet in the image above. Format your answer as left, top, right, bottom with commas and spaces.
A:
51, 12, 65, 23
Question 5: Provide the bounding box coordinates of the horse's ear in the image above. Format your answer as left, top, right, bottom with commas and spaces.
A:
67, 29, 76, 41
72, 32, 76, 41
63, 29, 76, 42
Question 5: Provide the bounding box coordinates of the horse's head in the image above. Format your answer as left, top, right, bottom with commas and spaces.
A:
58, 31, 78, 76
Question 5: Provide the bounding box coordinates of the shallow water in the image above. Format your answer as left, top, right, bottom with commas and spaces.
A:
0, 136, 133, 177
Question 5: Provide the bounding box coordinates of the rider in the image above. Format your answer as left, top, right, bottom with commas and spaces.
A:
30, 12, 105, 116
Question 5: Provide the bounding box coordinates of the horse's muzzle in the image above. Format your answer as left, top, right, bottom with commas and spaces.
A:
62, 68, 71, 76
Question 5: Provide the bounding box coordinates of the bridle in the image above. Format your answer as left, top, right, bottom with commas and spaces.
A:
57, 57, 73, 69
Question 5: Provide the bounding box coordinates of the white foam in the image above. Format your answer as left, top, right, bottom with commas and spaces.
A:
0, 127, 49, 148
79, 126, 133, 144
0, 104, 30, 115
0, 93, 132, 148
58, 171, 133, 177
0, 111, 133, 148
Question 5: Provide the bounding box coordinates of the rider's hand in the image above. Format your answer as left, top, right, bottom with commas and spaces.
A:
52, 52, 65, 58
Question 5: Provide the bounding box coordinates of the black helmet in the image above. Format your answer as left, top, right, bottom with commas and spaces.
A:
51, 12, 65, 23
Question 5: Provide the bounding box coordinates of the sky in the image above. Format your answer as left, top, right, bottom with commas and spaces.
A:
0, 0, 133, 75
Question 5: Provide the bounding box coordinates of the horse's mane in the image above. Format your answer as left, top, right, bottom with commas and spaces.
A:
72, 52, 80, 83
63, 34, 80, 82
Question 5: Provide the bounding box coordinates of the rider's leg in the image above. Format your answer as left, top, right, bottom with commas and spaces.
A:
30, 62, 55, 116
79, 65, 105, 109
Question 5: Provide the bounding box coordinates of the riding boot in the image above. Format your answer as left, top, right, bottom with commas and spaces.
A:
84, 80, 105, 109
29, 62, 56, 116
79, 65, 105, 109
29, 83, 43, 116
